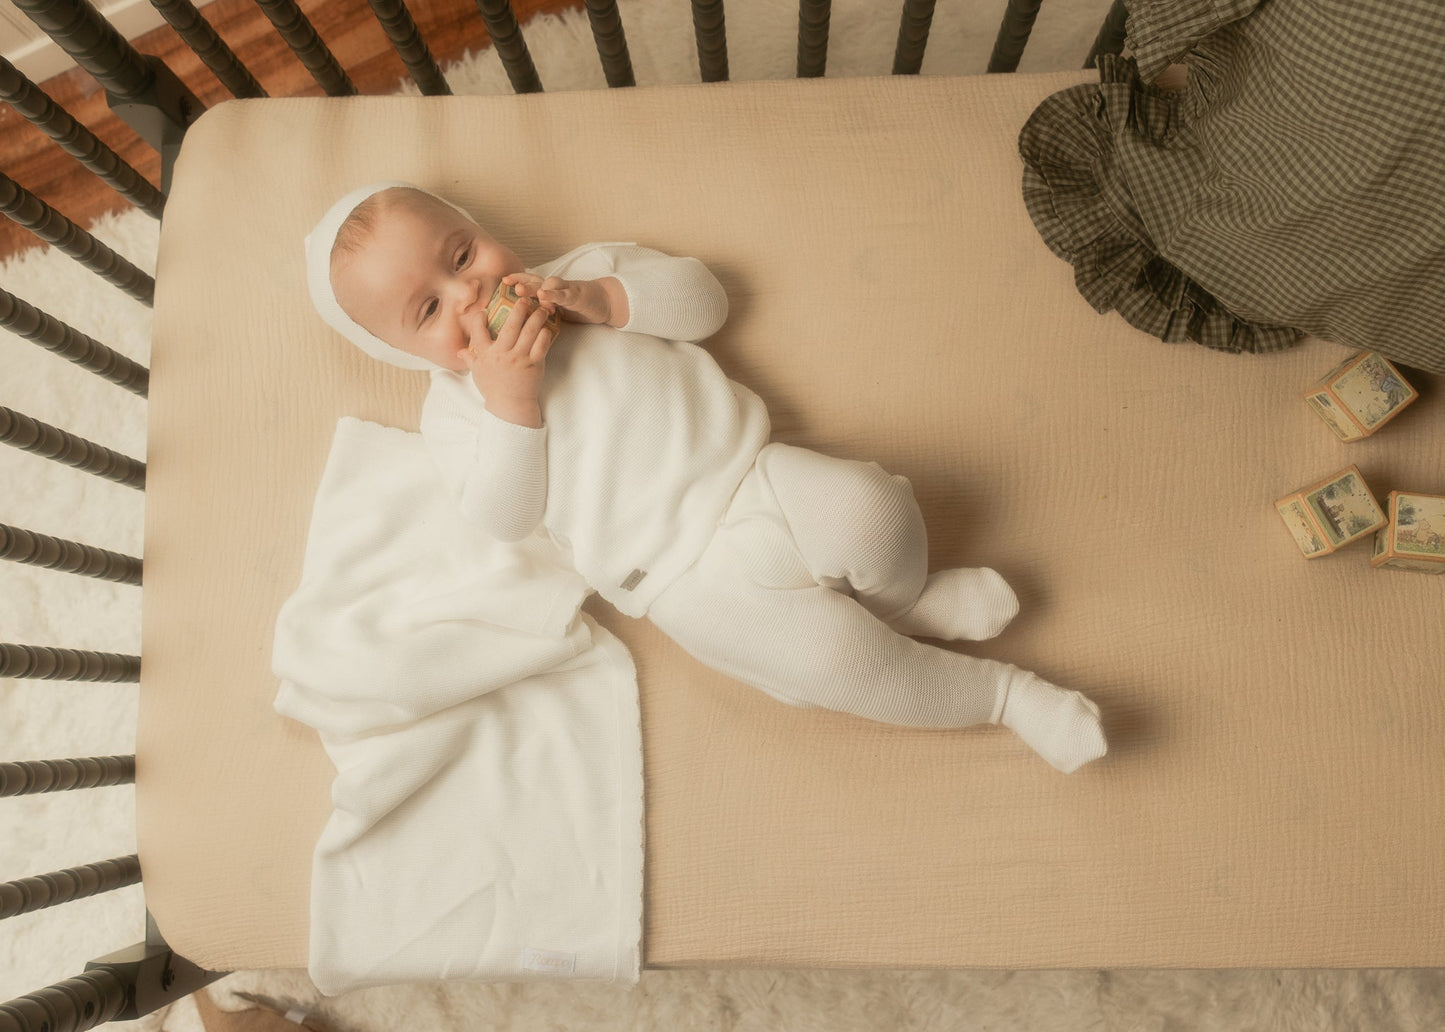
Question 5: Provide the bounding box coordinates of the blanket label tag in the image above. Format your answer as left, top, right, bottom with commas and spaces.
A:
523, 947, 577, 975
620, 568, 647, 591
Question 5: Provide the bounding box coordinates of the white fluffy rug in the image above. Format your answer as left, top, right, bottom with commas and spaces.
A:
2, 0, 1442, 1028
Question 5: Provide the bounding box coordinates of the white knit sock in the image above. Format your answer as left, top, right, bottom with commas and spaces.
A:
888, 568, 1020, 641
993, 671, 1108, 774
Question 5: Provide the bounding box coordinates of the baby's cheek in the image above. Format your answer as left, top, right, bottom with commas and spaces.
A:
456, 314, 484, 349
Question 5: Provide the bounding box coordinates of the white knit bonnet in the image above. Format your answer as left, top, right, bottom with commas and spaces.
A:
304, 180, 477, 372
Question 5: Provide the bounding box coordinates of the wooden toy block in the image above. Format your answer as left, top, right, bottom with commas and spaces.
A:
1371, 491, 1445, 574
486, 281, 562, 340
1275, 464, 1387, 557
1304, 350, 1417, 441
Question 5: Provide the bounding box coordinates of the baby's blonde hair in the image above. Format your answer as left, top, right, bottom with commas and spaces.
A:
329, 187, 445, 269
330, 194, 384, 264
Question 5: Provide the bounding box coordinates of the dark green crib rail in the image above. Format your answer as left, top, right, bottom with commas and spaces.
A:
0, 2, 1130, 1030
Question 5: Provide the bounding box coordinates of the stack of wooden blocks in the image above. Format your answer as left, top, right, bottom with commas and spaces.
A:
1275, 351, 1442, 573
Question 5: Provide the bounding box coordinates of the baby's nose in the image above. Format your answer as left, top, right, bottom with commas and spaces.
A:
449, 277, 483, 311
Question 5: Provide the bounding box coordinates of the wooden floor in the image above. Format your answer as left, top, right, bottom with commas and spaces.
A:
0, 0, 581, 260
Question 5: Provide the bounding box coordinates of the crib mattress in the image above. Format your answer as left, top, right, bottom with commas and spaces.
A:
139, 71, 1445, 974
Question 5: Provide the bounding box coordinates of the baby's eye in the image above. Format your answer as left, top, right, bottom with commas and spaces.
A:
455, 245, 472, 270
421, 298, 438, 323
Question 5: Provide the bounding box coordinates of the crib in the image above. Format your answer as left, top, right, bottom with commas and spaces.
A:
3, 0, 1443, 1029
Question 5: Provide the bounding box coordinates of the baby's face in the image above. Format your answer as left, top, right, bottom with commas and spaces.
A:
331, 191, 523, 371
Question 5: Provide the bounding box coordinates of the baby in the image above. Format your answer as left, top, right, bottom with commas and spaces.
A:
306, 181, 1108, 774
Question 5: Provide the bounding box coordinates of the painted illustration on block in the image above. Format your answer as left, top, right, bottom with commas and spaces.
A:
1394, 495, 1445, 557
1306, 392, 1355, 440
1333, 354, 1414, 429
1306, 474, 1381, 546
1278, 499, 1326, 555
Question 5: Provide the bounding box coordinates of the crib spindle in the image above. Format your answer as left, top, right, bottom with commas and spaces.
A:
0, 969, 130, 1032
797, 0, 830, 78
252, 0, 357, 96
0, 525, 142, 586
148, 0, 267, 99
0, 407, 145, 489
0, 291, 148, 397
986, 0, 1041, 72
0, 856, 142, 920
365, 0, 451, 96
892, 0, 935, 75
10, 0, 153, 105
0, 645, 141, 683
0, 757, 135, 798
8, 0, 202, 167
583, 0, 634, 88
0, 57, 165, 220
0, 173, 155, 306
2, 918, 219, 1032
690, 0, 727, 82
1085, 0, 1129, 68
475, 0, 543, 93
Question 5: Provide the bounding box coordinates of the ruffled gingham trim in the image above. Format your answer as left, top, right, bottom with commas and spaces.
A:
1018, 53, 1302, 356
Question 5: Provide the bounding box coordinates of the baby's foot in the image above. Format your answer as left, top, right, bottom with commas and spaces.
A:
889, 568, 1020, 641
994, 671, 1107, 774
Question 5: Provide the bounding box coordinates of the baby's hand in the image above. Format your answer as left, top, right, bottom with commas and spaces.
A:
505, 273, 622, 327
460, 295, 557, 428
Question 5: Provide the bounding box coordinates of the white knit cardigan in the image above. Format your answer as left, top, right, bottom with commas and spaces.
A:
421, 243, 771, 616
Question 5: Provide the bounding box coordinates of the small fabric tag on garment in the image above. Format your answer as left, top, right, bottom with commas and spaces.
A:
620, 569, 647, 591
522, 947, 577, 975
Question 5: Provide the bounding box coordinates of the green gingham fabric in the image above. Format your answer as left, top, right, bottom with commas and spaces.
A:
1018, 0, 1445, 374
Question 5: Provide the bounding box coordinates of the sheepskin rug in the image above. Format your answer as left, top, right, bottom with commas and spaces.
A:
2, 0, 1442, 1028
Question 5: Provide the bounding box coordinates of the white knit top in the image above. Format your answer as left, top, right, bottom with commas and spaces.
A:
421, 243, 770, 617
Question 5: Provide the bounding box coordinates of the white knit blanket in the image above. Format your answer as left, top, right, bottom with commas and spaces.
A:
271, 417, 643, 994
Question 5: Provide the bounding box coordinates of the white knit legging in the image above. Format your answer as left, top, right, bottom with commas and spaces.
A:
647, 442, 1017, 728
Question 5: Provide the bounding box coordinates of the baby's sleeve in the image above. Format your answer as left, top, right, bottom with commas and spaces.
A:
422, 373, 548, 542
541, 243, 729, 343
